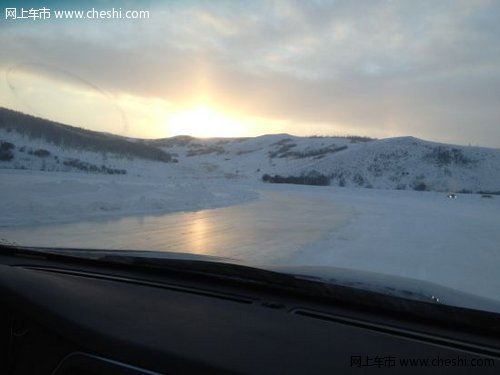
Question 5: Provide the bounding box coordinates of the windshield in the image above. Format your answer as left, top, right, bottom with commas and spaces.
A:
1, 0, 500, 312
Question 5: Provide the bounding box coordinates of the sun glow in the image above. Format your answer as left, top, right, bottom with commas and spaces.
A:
167, 105, 247, 138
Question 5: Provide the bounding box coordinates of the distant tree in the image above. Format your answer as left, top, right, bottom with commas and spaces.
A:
353, 173, 364, 186
63, 158, 127, 175
33, 149, 51, 157
413, 182, 427, 191
0, 141, 14, 161
262, 171, 330, 186
424, 146, 474, 167
0, 107, 176, 163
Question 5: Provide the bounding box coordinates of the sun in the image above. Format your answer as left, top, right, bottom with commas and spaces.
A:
167, 105, 247, 138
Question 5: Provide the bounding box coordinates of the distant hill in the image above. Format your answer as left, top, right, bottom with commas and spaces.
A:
146, 133, 500, 193
1, 107, 500, 193
0, 108, 175, 164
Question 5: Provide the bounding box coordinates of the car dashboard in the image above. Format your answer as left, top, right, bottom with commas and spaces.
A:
1, 245, 500, 374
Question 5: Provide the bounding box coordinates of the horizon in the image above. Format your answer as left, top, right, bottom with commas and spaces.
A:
2, 1, 500, 148
2, 105, 498, 150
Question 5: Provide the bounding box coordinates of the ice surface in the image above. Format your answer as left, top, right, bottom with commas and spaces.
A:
1, 168, 499, 302
0, 169, 257, 226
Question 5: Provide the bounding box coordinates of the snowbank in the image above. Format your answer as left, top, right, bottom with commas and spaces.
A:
0, 169, 257, 226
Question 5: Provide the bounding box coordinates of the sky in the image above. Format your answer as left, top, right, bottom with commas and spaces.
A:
1, 0, 500, 147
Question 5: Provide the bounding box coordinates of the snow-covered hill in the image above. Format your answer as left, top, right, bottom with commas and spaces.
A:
148, 134, 500, 193
2, 107, 500, 193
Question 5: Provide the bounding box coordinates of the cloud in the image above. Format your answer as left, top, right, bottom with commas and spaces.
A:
1, 0, 500, 146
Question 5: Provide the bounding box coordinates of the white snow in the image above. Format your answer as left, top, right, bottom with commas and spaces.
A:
0, 169, 257, 226
2, 127, 500, 307
267, 184, 500, 301
4, 128, 500, 193
1, 168, 499, 303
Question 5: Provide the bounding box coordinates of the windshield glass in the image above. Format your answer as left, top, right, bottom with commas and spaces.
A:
1, 0, 500, 311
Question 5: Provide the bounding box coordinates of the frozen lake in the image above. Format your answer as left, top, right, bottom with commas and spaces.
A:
0, 190, 353, 264
2, 180, 500, 301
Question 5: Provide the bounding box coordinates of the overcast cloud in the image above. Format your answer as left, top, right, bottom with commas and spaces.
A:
1, 0, 500, 146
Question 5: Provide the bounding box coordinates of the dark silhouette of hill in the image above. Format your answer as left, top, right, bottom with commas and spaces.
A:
0, 107, 175, 162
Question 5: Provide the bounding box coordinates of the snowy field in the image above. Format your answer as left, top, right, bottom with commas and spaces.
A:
0, 169, 258, 226
1, 169, 500, 303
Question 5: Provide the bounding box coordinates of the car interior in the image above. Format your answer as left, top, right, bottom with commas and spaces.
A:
1, 244, 499, 374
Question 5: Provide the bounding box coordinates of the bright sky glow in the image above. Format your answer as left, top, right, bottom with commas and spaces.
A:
1, 0, 500, 146
167, 106, 248, 138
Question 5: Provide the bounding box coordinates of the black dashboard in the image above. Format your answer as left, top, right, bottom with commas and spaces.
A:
1, 246, 499, 374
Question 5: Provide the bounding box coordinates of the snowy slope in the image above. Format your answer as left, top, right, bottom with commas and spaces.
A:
149, 134, 500, 193
2, 108, 500, 193
297, 136, 500, 192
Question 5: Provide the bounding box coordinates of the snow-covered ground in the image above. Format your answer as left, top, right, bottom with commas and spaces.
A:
272, 184, 500, 301
3, 120, 500, 193
1, 168, 499, 303
3, 109, 500, 314
0, 169, 257, 227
